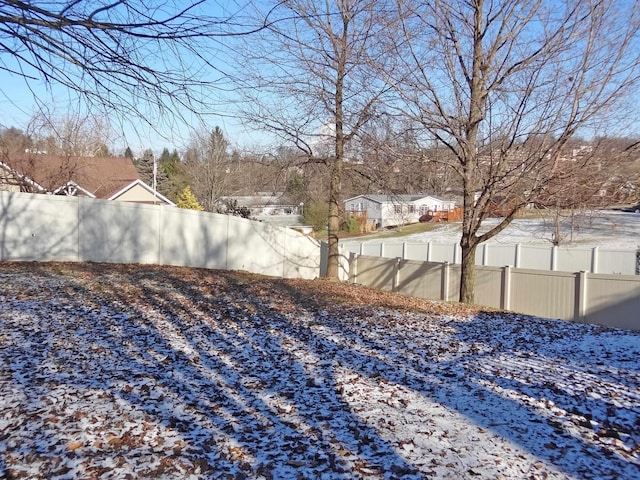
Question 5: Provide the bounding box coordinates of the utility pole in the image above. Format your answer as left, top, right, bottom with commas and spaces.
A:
152, 153, 157, 204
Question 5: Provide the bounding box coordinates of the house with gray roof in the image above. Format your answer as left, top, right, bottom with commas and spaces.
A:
344, 194, 457, 228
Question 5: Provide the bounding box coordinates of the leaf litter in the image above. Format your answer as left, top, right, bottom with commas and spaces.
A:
0, 262, 638, 479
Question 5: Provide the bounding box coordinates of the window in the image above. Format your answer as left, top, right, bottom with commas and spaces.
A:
408, 205, 416, 214
394, 204, 403, 214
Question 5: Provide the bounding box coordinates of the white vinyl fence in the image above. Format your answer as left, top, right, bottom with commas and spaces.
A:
342, 240, 639, 275
347, 253, 640, 331
0, 191, 321, 279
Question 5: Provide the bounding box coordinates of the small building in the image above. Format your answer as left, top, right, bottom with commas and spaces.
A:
217, 193, 304, 227
344, 194, 457, 228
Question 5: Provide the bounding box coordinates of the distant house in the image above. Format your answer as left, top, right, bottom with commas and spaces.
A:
0, 154, 174, 206
344, 194, 457, 228
218, 193, 302, 216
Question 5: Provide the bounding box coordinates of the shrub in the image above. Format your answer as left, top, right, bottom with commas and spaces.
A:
176, 186, 204, 211
303, 201, 329, 232
342, 214, 360, 233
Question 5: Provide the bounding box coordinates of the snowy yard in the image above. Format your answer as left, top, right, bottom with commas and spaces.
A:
0, 262, 638, 479
387, 210, 640, 249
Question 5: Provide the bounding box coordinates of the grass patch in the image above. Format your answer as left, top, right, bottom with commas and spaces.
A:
338, 221, 449, 241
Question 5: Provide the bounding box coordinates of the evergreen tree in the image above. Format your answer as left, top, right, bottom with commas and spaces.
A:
123, 146, 134, 159
159, 148, 182, 177
159, 147, 187, 202
134, 149, 155, 186
134, 148, 170, 195
176, 186, 204, 211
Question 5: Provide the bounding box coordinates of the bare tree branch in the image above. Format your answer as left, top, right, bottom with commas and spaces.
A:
0, 1, 267, 127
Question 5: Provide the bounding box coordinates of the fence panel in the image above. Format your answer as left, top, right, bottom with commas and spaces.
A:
227, 216, 286, 275
361, 242, 383, 257
382, 242, 404, 259
473, 266, 503, 309
404, 242, 428, 261
354, 256, 397, 292
556, 247, 592, 273
585, 274, 640, 330
79, 199, 160, 264
478, 244, 518, 267
0, 193, 79, 261
598, 249, 636, 275
517, 245, 553, 270
397, 260, 444, 300
341, 242, 359, 255
507, 269, 577, 321
160, 207, 227, 269
431, 243, 457, 263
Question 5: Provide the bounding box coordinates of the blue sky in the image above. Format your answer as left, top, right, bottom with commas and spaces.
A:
0, 48, 267, 157
0, 0, 272, 157
2, 0, 639, 158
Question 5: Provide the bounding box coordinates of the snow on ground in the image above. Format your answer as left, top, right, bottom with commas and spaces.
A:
379, 210, 640, 250
0, 263, 639, 479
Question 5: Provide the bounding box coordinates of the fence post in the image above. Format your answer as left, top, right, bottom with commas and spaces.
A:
591, 247, 598, 274
551, 245, 558, 271
441, 261, 450, 301
427, 242, 432, 262
482, 244, 489, 266
454, 244, 460, 264
380, 242, 385, 258
575, 271, 588, 323
501, 265, 511, 310
402, 242, 408, 260
394, 257, 401, 292
349, 252, 358, 284
515, 243, 521, 268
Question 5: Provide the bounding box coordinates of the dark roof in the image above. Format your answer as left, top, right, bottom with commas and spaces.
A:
3, 154, 140, 199
347, 194, 438, 204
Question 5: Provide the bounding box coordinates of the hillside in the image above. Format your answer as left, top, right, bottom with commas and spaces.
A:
0, 262, 638, 479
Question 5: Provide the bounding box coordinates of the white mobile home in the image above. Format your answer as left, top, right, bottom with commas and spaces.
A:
344, 194, 456, 228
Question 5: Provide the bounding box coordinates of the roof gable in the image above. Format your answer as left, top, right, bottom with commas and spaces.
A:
109, 179, 175, 206
344, 194, 443, 204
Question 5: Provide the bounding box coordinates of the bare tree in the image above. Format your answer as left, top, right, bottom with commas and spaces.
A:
0, 115, 105, 192
28, 112, 113, 157
237, 0, 398, 278
0, 1, 260, 128
391, 0, 640, 303
0, 126, 32, 156
348, 118, 461, 196
184, 126, 237, 212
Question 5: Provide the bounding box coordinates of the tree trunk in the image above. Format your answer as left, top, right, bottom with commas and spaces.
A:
553, 210, 561, 246
458, 2, 485, 303
325, 15, 348, 280
459, 241, 478, 305
326, 156, 343, 279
